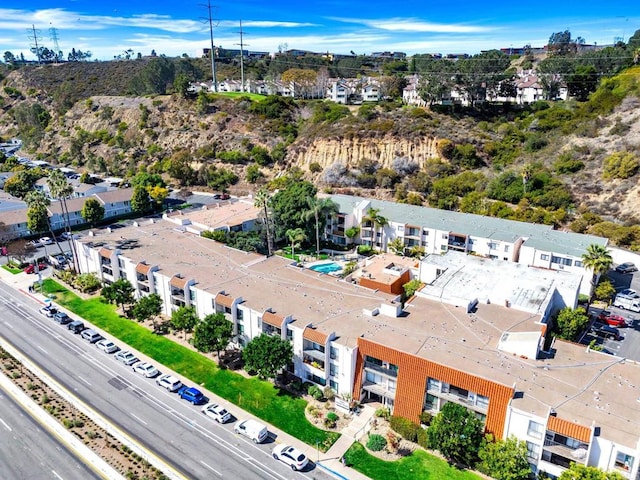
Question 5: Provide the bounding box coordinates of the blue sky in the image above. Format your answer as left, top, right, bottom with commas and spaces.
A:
1, 2, 638, 61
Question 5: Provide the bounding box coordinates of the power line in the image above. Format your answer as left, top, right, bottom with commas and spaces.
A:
28, 24, 42, 64
49, 26, 61, 63
199, 1, 219, 92
235, 20, 248, 92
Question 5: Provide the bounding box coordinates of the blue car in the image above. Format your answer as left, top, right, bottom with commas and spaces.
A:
178, 386, 206, 405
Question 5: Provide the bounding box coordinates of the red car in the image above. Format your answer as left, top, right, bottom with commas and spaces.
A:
24, 263, 47, 274
597, 311, 628, 327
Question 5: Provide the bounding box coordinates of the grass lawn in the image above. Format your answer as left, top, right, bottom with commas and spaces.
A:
2, 264, 23, 274
212, 92, 265, 101
344, 442, 481, 480
42, 279, 339, 451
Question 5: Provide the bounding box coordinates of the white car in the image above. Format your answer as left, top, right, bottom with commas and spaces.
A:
156, 374, 183, 392
39, 306, 58, 317
39, 236, 54, 245
96, 339, 119, 354
202, 403, 232, 423
272, 444, 309, 471
115, 350, 139, 366
133, 362, 159, 378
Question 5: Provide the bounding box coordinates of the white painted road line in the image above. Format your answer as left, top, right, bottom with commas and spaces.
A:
200, 460, 221, 476
0, 417, 12, 431
130, 413, 148, 425
77, 375, 91, 386
37, 345, 48, 354
51, 470, 63, 480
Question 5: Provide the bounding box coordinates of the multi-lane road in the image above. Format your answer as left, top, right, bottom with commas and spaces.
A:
0, 382, 99, 480
0, 280, 331, 480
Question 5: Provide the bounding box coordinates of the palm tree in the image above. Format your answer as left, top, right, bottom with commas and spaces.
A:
521, 163, 534, 195
361, 207, 388, 252
304, 196, 339, 259
286, 228, 306, 262
48, 169, 79, 272
581, 243, 613, 309
254, 188, 273, 256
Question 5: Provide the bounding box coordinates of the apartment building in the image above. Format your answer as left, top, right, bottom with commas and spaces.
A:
74, 207, 640, 480
325, 194, 607, 296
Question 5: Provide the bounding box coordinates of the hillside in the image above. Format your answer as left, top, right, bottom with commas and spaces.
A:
1, 61, 640, 247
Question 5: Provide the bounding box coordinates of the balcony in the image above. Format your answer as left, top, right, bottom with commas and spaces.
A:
101, 265, 113, 277
136, 274, 149, 284
542, 438, 588, 467
303, 355, 325, 372
263, 324, 281, 337
171, 289, 185, 300
138, 283, 150, 293
364, 360, 398, 378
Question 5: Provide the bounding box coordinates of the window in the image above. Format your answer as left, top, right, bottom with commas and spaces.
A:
424, 393, 438, 410
527, 420, 544, 439
551, 255, 572, 266
526, 441, 540, 462
615, 452, 634, 471
504, 245, 509, 252
329, 363, 338, 377
442, 234, 448, 239
236, 308, 243, 320
427, 378, 441, 392
397, 226, 404, 232
574, 260, 583, 268
330, 346, 338, 360
476, 394, 489, 410
286, 328, 293, 341
237, 324, 244, 335
365, 371, 383, 384
330, 380, 339, 391
540, 254, 549, 261
440, 245, 448, 251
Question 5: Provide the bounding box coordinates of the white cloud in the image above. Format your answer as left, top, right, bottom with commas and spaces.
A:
330, 17, 494, 33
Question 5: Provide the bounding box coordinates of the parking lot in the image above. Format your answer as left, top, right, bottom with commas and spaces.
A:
581, 269, 640, 361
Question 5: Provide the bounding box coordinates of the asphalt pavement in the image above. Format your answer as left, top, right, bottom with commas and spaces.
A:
0, 381, 100, 480
0, 270, 363, 480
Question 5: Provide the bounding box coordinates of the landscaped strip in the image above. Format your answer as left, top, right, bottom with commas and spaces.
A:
2, 264, 23, 274
344, 442, 481, 480
42, 279, 339, 450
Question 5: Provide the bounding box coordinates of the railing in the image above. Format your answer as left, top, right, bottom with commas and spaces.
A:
364, 361, 398, 377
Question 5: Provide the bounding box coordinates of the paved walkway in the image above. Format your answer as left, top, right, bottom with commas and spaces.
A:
0, 265, 375, 480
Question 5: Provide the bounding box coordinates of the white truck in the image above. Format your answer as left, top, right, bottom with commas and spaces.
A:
613, 294, 640, 312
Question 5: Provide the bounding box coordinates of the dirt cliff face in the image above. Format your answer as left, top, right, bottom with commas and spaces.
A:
287, 136, 440, 170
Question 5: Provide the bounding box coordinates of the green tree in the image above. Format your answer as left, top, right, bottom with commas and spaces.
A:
361, 207, 388, 251
81, 198, 105, 226
345, 226, 360, 246
173, 72, 190, 98
403, 279, 423, 299
427, 402, 484, 466
192, 312, 233, 360
558, 463, 625, 480
171, 305, 199, 340
567, 64, 598, 101
271, 179, 317, 240
246, 164, 263, 183
242, 334, 293, 380
25, 191, 50, 235
555, 307, 590, 341
254, 188, 274, 256
101, 279, 135, 315
477, 435, 531, 480
48, 169, 79, 272
4, 170, 41, 198
131, 185, 152, 213
582, 244, 613, 300
286, 228, 306, 261
304, 196, 338, 258
594, 279, 616, 302
388, 237, 405, 256
132, 293, 163, 330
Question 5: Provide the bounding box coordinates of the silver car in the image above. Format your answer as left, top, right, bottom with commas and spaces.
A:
115, 350, 139, 366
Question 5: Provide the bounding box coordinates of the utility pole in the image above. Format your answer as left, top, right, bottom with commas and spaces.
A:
49, 26, 61, 63
200, 1, 219, 92
28, 24, 42, 64
235, 20, 247, 92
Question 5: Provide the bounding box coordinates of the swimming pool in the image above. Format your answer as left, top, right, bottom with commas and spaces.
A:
309, 262, 342, 274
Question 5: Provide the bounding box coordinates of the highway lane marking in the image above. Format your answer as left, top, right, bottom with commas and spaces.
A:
51, 470, 63, 480
130, 413, 148, 425
3, 321, 14, 330
200, 460, 221, 476
77, 375, 92, 386
0, 417, 12, 431
37, 344, 48, 354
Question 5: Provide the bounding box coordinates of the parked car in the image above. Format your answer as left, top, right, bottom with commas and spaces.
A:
234, 419, 269, 443
52, 311, 71, 325
80, 328, 103, 343
39, 236, 54, 245
177, 386, 206, 405
597, 311, 628, 327
619, 289, 639, 298
24, 263, 47, 274
202, 403, 231, 423
156, 374, 183, 392
615, 262, 638, 274
133, 362, 160, 378
272, 444, 309, 471
39, 306, 58, 317
591, 323, 623, 340
67, 320, 86, 334
115, 350, 139, 366
96, 339, 119, 354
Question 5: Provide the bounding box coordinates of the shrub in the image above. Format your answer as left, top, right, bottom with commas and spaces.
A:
309, 162, 323, 174
308, 385, 323, 400
357, 245, 374, 256
375, 407, 391, 419
386, 431, 400, 453
419, 411, 433, 426
389, 415, 420, 442
602, 151, 639, 180
366, 434, 387, 452
417, 428, 429, 449
322, 386, 335, 401
324, 412, 339, 428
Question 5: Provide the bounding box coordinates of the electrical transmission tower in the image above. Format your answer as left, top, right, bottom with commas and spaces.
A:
28, 24, 43, 64
200, 1, 219, 92
235, 20, 248, 92
49, 26, 62, 62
